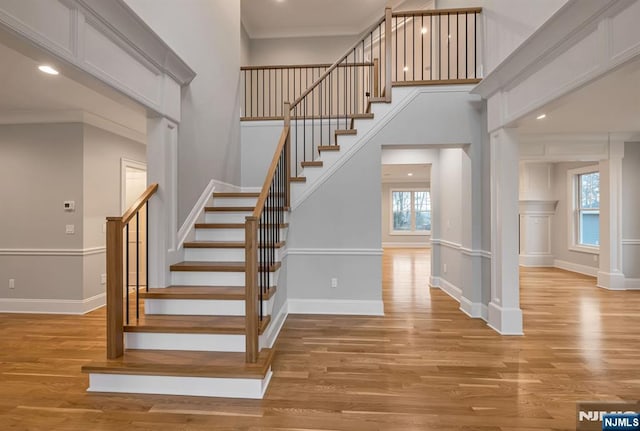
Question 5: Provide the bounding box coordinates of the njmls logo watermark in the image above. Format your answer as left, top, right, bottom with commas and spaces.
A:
576, 401, 640, 431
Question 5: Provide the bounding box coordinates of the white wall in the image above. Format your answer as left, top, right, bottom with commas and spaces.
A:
436, 0, 568, 75
241, 23, 251, 67
124, 0, 242, 224
248, 35, 359, 66
622, 142, 640, 278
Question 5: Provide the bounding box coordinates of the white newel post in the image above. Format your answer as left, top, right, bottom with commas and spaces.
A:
488, 128, 523, 335
147, 118, 179, 288
598, 139, 625, 290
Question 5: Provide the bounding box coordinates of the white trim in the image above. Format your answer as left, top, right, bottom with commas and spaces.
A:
553, 259, 598, 277
260, 301, 288, 349
461, 247, 492, 259
121, 158, 147, 213
282, 248, 384, 257
125, 332, 245, 352
291, 86, 477, 209
597, 271, 626, 291
430, 276, 462, 302
287, 299, 384, 316
87, 371, 272, 399
487, 302, 523, 335
626, 279, 640, 290
382, 242, 431, 249
389, 188, 432, 235
460, 297, 488, 321
0, 247, 106, 256
177, 180, 216, 248
519, 254, 555, 267
622, 239, 640, 246
0, 292, 105, 314
431, 239, 461, 250
566, 165, 600, 253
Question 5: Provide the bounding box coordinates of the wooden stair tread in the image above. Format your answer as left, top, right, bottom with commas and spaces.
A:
170, 261, 281, 272
140, 285, 277, 300
124, 314, 271, 335
82, 348, 274, 379
205, 206, 254, 212
195, 223, 289, 229
335, 129, 357, 136
184, 241, 285, 249
290, 177, 306, 183
213, 192, 260, 198
351, 113, 374, 119
369, 96, 389, 103
301, 161, 323, 168
318, 145, 340, 151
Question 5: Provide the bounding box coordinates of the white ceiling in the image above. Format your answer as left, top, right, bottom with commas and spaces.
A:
515, 55, 640, 135
241, 0, 432, 39
0, 41, 147, 137
382, 163, 430, 183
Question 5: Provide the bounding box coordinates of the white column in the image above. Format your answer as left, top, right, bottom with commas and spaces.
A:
147, 117, 179, 288
598, 140, 625, 290
488, 128, 523, 335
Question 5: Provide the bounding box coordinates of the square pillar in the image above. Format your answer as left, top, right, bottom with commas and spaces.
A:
488, 128, 523, 335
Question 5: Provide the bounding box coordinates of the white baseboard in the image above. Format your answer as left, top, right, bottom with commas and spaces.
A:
519, 254, 555, 267
177, 180, 216, 248
553, 259, 598, 277
431, 276, 462, 302
0, 292, 106, 315
260, 301, 288, 349
487, 301, 523, 335
460, 296, 488, 321
382, 242, 431, 249
287, 299, 384, 316
626, 278, 640, 290
87, 370, 272, 399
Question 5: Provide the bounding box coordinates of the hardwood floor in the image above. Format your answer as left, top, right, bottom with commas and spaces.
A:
1, 248, 639, 430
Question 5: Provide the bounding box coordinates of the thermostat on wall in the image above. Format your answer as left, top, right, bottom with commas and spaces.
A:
63, 201, 75, 212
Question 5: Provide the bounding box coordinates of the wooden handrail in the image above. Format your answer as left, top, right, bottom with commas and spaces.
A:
252, 125, 290, 220
119, 183, 159, 225
241, 62, 374, 71
291, 15, 386, 109
392, 7, 482, 17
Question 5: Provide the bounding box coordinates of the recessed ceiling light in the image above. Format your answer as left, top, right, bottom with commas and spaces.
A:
421, 27, 428, 34
408, 173, 413, 177
536, 114, 546, 120
38, 65, 59, 75
403, 66, 409, 72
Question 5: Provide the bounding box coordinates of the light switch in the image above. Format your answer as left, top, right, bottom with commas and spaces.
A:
63, 201, 75, 212
65, 224, 75, 234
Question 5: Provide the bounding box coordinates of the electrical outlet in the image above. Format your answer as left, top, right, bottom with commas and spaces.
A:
443, 263, 448, 273
9, 279, 15, 289
65, 224, 75, 234
100, 274, 107, 285
331, 278, 338, 288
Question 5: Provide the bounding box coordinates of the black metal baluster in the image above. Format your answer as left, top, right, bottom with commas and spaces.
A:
395, 17, 398, 82
474, 13, 477, 78
135, 212, 139, 320
412, 15, 415, 81
466, 13, 468, 78
262, 69, 265, 117
430, 15, 433, 80
421, 15, 424, 81
447, 13, 450, 80
125, 224, 129, 325
456, 13, 459, 79
404, 16, 407, 81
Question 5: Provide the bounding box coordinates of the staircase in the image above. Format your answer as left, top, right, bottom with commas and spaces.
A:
82, 192, 286, 399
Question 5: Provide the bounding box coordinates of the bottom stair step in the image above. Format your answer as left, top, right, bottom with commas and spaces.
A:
82, 349, 274, 399
124, 314, 271, 335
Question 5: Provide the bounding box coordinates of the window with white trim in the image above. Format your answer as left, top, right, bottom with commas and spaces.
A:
391, 190, 431, 234
568, 166, 599, 252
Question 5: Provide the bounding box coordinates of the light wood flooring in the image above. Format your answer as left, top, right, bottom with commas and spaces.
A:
1, 248, 639, 430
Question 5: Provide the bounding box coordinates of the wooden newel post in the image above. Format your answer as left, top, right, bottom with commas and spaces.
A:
283, 102, 292, 209
373, 58, 380, 98
384, 7, 392, 102
245, 216, 259, 363
106, 217, 124, 359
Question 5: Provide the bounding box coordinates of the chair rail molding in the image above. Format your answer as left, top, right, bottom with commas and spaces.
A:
0, 0, 196, 121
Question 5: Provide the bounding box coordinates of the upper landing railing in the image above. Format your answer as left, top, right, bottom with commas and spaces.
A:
240, 7, 482, 120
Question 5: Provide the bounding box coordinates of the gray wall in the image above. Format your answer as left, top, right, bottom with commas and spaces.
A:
550, 162, 600, 269
124, 0, 242, 224
248, 35, 359, 66
622, 142, 640, 278
381, 182, 431, 246
0, 122, 146, 305
241, 23, 251, 67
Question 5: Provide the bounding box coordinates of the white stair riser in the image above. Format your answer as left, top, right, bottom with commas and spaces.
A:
171, 271, 279, 286
125, 332, 245, 352
144, 297, 274, 316
87, 371, 272, 399
196, 229, 244, 241
184, 248, 246, 262
205, 212, 253, 224
171, 271, 245, 286
213, 197, 258, 207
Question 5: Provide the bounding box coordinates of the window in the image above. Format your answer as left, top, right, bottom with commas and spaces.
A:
568, 166, 599, 252
391, 190, 431, 234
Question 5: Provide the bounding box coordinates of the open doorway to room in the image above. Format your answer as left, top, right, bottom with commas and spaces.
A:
122, 159, 148, 289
